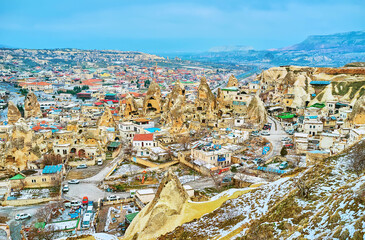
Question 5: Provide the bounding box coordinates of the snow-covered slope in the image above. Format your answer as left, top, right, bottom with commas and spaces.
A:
161, 141, 365, 240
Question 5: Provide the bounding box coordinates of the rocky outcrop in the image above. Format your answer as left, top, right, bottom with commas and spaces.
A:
162, 80, 188, 134
163, 80, 185, 112
143, 80, 162, 116
5, 118, 38, 171
246, 95, 267, 127
124, 170, 189, 240
226, 75, 239, 87
24, 92, 42, 119
123, 93, 139, 119
97, 107, 117, 128
7, 101, 21, 124
195, 77, 217, 113
346, 94, 365, 126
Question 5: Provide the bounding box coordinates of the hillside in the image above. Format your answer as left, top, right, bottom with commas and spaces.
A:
283, 31, 365, 52
178, 31, 365, 68
160, 140, 365, 239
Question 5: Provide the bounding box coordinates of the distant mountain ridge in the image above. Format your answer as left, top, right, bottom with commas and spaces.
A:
282, 31, 365, 52
208, 45, 254, 52
177, 31, 365, 68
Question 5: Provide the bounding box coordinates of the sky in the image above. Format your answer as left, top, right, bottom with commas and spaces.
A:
0, 0, 364, 54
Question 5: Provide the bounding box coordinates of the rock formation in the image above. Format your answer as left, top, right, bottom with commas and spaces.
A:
161, 80, 188, 134
309, 83, 336, 106
124, 170, 190, 240
97, 107, 117, 128
346, 94, 365, 126
246, 95, 267, 127
5, 118, 38, 171
24, 92, 42, 119
7, 101, 21, 124
163, 79, 185, 112
167, 95, 188, 134
195, 77, 217, 113
226, 75, 239, 87
143, 80, 162, 116
123, 93, 139, 119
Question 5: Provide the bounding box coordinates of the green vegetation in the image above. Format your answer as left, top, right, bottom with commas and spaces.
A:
60, 85, 89, 95
332, 81, 365, 99
277, 112, 295, 119
280, 146, 288, 157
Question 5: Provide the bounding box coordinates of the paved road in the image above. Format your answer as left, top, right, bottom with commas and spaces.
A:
63, 150, 126, 201
0, 204, 48, 240
264, 116, 288, 160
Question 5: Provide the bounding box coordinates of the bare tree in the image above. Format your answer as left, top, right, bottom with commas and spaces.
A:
210, 171, 222, 190
124, 142, 135, 162
348, 141, 365, 176
27, 224, 57, 240
42, 153, 62, 165
177, 135, 191, 151
294, 178, 310, 198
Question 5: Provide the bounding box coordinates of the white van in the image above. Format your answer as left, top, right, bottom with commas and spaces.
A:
71, 200, 81, 207
86, 205, 93, 213
97, 159, 103, 166
82, 213, 92, 229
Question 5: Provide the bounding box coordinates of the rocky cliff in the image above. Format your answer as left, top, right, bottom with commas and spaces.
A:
7, 101, 21, 124
24, 92, 42, 119
257, 65, 365, 106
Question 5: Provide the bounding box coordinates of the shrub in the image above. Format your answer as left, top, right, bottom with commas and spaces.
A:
280, 146, 288, 157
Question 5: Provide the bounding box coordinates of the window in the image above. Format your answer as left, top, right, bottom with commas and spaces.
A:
31, 179, 36, 183
42, 178, 46, 182
51, 177, 56, 180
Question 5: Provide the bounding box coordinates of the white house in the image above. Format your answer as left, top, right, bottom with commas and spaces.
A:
132, 133, 156, 157
303, 119, 323, 136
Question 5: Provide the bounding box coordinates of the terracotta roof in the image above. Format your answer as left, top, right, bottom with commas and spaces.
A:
133, 134, 154, 141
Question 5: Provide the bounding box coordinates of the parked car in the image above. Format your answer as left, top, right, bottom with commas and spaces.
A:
15, 213, 31, 220
279, 161, 288, 170
62, 185, 69, 192
284, 143, 294, 149
71, 200, 81, 207
68, 179, 80, 184
254, 158, 264, 165
82, 196, 88, 205
260, 131, 270, 136
97, 159, 103, 166
251, 131, 260, 136
77, 164, 87, 169
281, 137, 291, 142
107, 195, 121, 201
